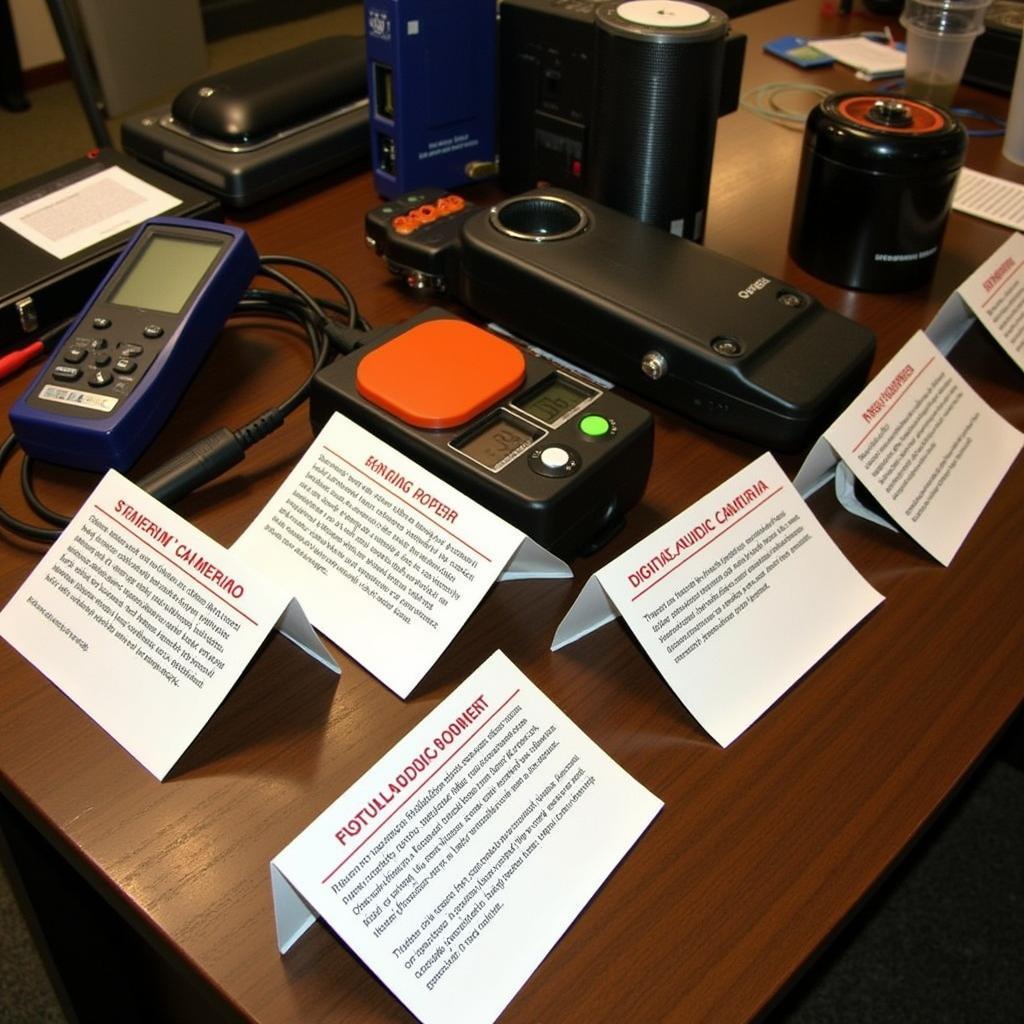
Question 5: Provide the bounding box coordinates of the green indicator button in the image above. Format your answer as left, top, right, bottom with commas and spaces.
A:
579, 414, 611, 438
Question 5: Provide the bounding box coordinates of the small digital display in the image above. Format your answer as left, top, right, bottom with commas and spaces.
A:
109, 233, 224, 313
454, 412, 542, 471
515, 374, 595, 425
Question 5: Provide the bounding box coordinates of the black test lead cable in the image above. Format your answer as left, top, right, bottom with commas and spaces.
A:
0, 257, 370, 543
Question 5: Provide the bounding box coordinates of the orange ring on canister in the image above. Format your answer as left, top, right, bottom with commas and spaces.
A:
834, 95, 946, 134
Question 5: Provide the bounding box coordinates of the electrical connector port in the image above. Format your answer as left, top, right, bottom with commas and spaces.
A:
374, 63, 395, 120
377, 133, 397, 177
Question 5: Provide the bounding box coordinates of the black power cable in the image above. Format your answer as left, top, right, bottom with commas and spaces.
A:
0, 256, 369, 543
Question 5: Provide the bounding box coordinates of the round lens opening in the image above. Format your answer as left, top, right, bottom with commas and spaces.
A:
489, 196, 588, 241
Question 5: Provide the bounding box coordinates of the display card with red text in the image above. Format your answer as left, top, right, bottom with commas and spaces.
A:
927, 230, 1024, 372
794, 331, 1023, 565
0, 471, 336, 779
552, 453, 883, 746
271, 649, 662, 1024
233, 413, 571, 699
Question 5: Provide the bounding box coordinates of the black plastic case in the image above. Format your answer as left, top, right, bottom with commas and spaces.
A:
310, 308, 654, 557
455, 189, 876, 451
0, 149, 220, 349
121, 36, 370, 208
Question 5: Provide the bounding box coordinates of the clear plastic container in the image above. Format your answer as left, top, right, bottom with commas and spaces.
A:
900, 0, 992, 107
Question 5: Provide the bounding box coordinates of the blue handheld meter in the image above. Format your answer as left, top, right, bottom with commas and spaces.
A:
9, 217, 258, 472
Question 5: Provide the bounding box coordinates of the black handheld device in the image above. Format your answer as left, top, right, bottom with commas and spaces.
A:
309, 308, 654, 556
364, 189, 477, 291
365, 188, 876, 450
9, 218, 259, 472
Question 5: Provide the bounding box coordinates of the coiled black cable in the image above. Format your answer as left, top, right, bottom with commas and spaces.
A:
0, 256, 369, 543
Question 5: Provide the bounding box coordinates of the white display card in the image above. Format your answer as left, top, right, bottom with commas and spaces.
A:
794, 331, 1023, 565
927, 230, 1024, 373
552, 453, 883, 746
808, 35, 905, 77
0, 165, 180, 260
953, 169, 1024, 233
0, 472, 336, 779
271, 649, 662, 1024
233, 413, 570, 698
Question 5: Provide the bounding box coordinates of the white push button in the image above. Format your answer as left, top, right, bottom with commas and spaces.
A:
540, 446, 571, 470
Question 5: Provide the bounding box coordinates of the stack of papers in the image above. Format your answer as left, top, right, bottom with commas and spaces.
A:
810, 35, 906, 79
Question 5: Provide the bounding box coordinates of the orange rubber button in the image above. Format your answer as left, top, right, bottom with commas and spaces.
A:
392, 214, 416, 235
437, 195, 466, 214
356, 320, 526, 429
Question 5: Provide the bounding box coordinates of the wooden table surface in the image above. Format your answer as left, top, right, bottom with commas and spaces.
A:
2, 1, 1022, 1021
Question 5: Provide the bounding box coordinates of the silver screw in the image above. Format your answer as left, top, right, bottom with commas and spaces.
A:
641, 351, 668, 380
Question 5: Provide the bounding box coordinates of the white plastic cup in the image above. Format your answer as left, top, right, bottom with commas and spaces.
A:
900, 0, 991, 107
1003, 29, 1024, 164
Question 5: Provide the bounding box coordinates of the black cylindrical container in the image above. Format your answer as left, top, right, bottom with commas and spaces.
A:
789, 94, 967, 291
590, 0, 730, 241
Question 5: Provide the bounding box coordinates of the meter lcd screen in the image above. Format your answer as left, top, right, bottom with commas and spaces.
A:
453, 412, 543, 472
109, 234, 223, 313
514, 374, 596, 425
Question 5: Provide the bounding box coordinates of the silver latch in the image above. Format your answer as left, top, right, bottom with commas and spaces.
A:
16, 296, 38, 333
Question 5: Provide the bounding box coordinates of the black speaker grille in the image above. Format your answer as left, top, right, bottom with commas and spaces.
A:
590, 21, 725, 239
